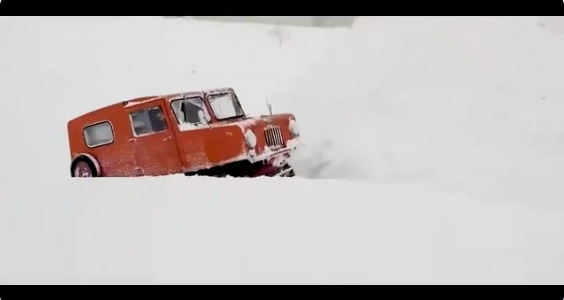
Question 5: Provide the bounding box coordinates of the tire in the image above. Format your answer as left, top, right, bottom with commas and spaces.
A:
71, 158, 98, 177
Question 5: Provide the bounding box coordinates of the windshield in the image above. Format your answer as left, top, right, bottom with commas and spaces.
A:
208, 93, 244, 120
171, 97, 211, 126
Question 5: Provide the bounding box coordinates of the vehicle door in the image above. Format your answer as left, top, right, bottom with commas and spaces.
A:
168, 95, 214, 172
125, 101, 183, 176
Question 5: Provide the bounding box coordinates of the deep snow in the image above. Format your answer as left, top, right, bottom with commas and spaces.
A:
1, 16, 564, 284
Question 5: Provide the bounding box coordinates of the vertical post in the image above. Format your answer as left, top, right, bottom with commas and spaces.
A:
266, 99, 272, 115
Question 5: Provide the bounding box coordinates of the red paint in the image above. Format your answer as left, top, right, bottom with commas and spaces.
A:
67, 87, 300, 177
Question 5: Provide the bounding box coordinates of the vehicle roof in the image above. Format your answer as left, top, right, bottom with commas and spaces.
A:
124, 87, 235, 107
68, 87, 235, 125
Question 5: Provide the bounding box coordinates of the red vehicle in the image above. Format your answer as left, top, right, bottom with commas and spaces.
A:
67, 87, 300, 177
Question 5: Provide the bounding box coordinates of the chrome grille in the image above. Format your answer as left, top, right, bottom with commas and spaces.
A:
264, 125, 283, 148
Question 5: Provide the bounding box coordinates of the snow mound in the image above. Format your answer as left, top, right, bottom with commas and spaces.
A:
0, 16, 563, 284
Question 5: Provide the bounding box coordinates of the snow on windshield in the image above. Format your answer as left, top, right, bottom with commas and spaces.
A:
209, 93, 243, 119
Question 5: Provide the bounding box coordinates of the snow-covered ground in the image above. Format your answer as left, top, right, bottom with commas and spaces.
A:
1, 16, 564, 284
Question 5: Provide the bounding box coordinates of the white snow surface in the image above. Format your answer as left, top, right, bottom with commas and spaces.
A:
1, 16, 564, 284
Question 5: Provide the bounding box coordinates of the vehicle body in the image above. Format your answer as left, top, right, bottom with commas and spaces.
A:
67, 87, 300, 178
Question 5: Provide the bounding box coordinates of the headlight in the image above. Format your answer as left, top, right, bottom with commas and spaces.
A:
244, 130, 257, 148
289, 119, 299, 136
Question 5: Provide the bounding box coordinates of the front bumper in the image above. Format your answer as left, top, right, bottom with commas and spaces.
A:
248, 137, 300, 164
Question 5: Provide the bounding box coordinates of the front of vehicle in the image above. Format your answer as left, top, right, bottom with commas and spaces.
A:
205, 90, 301, 177
240, 112, 301, 176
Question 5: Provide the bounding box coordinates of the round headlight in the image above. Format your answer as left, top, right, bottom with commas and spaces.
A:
289, 119, 299, 136
245, 130, 257, 148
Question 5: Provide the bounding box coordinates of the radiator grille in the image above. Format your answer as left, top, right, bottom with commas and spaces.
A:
264, 125, 283, 148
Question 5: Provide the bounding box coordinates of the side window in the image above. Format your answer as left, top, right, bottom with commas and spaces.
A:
83, 121, 114, 148
170, 97, 211, 128
129, 106, 168, 137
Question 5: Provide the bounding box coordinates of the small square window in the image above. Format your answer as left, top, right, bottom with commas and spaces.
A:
84, 121, 114, 148
129, 106, 168, 136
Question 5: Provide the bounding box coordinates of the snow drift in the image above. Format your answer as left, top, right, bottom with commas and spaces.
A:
0, 16, 564, 284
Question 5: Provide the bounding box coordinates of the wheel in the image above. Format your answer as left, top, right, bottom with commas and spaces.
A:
71, 159, 98, 177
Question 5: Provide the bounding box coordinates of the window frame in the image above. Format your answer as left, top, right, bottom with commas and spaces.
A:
169, 96, 211, 126
83, 120, 115, 149
207, 92, 245, 121
128, 105, 169, 138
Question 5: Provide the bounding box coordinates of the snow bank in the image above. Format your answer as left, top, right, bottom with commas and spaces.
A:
1, 177, 563, 284
0, 16, 563, 284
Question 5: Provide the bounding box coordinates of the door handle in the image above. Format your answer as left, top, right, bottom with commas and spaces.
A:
135, 167, 143, 176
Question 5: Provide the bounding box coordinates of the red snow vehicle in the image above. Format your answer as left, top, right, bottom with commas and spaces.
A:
67, 87, 300, 177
